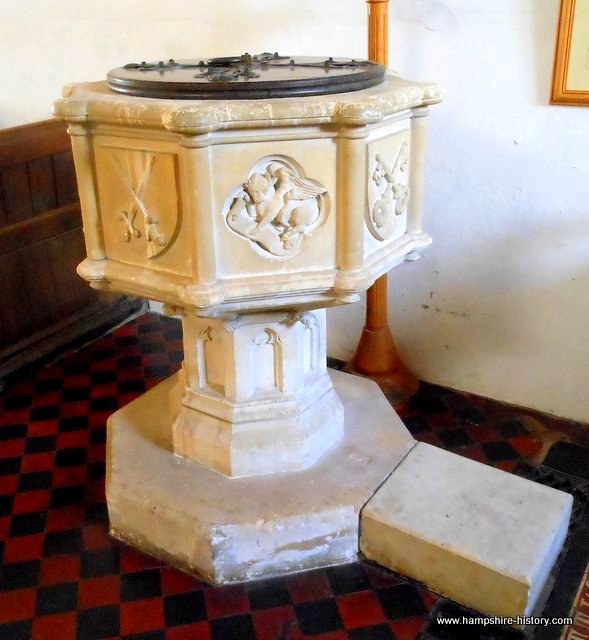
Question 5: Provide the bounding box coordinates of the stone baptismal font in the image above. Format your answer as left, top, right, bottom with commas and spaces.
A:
54, 52, 572, 621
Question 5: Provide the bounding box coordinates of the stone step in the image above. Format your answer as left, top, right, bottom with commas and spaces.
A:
360, 442, 573, 619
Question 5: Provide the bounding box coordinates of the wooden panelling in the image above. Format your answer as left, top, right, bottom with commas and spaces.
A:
0, 119, 143, 380
0, 177, 6, 226
53, 150, 78, 207
19, 240, 61, 330
46, 227, 96, 318
0, 120, 71, 168
0, 203, 81, 256
0, 251, 25, 345
1, 163, 33, 223
29, 156, 57, 213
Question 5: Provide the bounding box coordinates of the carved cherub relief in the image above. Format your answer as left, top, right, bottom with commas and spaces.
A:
225, 157, 329, 258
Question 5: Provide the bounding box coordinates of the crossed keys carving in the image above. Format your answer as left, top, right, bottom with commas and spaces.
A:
367, 141, 410, 241
113, 151, 167, 258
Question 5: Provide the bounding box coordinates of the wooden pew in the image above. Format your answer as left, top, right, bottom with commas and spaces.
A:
0, 119, 144, 384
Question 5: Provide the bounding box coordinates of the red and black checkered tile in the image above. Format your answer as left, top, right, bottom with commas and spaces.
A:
0, 312, 586, 640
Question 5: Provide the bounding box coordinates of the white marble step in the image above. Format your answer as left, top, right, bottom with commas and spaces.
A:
360, 442, 573, 619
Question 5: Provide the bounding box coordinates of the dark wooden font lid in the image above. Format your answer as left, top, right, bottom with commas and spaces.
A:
107, 53, 385, 100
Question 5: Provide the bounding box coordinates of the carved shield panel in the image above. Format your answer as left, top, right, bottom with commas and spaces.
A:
222, 156, 330, 259
366, 140, 410, 241
95, 143, 182, 267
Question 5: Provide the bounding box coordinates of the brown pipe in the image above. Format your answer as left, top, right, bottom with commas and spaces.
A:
344, 0, 419, 409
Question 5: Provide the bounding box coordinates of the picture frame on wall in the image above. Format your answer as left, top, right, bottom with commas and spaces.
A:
552, 0, 589, 105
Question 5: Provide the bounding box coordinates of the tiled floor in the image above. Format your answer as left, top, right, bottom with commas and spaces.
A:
0, 312, 587, 640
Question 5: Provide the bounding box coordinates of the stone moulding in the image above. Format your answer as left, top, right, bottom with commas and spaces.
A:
74, 232, 431, 314
55, 75, 443, 134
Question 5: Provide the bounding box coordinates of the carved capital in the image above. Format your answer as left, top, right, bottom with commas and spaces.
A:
284, 311, 317, 328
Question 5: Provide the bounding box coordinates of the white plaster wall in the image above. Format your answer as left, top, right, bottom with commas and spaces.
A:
341, 0, 589, 424
331, 0, 589, 424
3, 0, 587, 422
0, 0, 367, 126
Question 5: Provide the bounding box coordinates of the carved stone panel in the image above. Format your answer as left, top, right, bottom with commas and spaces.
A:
366, 139, 410, 242
252, 329, 283, 393
222, 156, 330, 259
94, 140, 186, 272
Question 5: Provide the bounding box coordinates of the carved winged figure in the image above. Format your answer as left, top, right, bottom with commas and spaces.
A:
226, 158, 329, 257
243, 162, 326, 241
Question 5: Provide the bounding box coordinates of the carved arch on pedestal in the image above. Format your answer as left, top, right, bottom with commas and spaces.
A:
252, 329, 284, 393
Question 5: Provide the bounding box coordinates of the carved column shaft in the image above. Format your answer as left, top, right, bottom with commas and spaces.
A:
180, 141, 217, 285
68, 124, 106, 261
337, 134, 366, 274
407, 107, 431, 237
